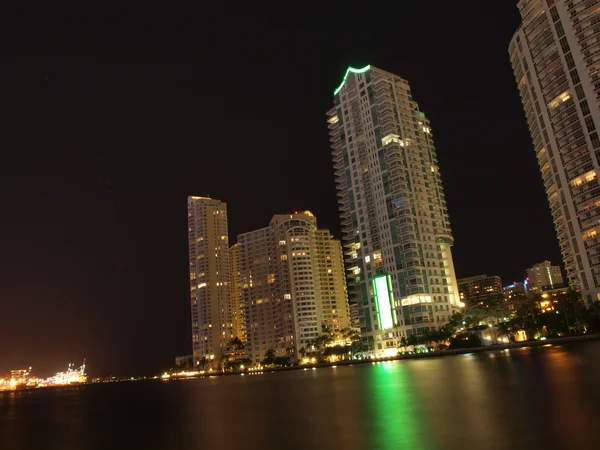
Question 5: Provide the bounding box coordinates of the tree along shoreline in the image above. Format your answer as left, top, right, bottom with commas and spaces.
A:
165, 333, 600, 380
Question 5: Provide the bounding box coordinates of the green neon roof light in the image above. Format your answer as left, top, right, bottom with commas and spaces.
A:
373, 274, 394, 331
333, 65, 371, 95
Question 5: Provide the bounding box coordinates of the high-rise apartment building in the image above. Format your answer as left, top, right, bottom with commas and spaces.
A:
527, 260, 564, 290
327, 65, 460, 354
237, 211, 350, 363
457, 275, 504, 306
187, 196, 234, 367
510, 0, 600, 304
238, 226, 280, 363
314, 229, 351, 333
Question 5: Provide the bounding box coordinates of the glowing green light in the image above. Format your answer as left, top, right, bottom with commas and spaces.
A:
373, 274, 394, 330
333, 65, 371, 95
369, 363, 430, 448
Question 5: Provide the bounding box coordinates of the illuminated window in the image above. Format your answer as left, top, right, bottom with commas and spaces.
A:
382, 133, 406, 147
400, 295, 433, 306
571, 170, 597, 187
548, 90, 571, 109
519, 75, 526, 87
583, 229, 598, 241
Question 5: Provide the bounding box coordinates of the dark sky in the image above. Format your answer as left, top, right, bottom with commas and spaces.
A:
0, 3, 562, 376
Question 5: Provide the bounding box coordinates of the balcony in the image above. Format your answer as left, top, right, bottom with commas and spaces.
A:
378, 104, 394, 121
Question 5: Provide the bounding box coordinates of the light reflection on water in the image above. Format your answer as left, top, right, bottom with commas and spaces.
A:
1, 341, 600, 450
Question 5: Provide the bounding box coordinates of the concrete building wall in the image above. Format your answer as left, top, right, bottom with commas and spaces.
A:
229, 243, 245, 341
315, 229, 351, 333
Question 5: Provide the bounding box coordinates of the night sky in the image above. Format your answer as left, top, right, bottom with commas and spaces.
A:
0, 3, 562, 376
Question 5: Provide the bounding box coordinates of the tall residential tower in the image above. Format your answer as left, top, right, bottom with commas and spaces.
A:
327, 65, 460, 354
510, 0, 600, 303
187, 196, 234, 367
237, 211, 351, 363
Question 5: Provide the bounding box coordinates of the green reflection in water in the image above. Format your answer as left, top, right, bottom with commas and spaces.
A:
367, 362, 433, 450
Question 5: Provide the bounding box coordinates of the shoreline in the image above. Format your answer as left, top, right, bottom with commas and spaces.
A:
204, 333, 600, 378
5, 335, 600, 391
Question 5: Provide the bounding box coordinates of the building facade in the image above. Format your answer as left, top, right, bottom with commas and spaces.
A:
314, 229, 352, 333
237, 212, 350, 363
237, 226, 280, 363
457, 275, 504, 306
175, 355, 193, 369
187, 196, 234, 367
510, 0, 600, 304
327, 65, 460, 354
503, 281, 529, 312
527, 260, 565, 290
229, 243, 245, 342
504, 281, 528, 300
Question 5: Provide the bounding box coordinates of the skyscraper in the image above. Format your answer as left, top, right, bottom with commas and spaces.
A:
237, 211, 350, 363
187, 196, 234, 367
510, 0, 600, 304
527, 260, 564, 291
327, 65, 460, 354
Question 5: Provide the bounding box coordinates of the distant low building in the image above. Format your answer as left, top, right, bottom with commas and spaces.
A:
457, 275, 503, 307
527, 261, 564, 292
503, 282, 528, 313
503, 282, 526, 300
175, 355, 193, 369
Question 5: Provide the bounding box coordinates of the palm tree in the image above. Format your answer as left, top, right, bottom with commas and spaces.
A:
262, 348, 276, 366
228, 337, 244, 350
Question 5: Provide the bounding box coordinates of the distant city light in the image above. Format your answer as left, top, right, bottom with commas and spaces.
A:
0, 361, 87, 391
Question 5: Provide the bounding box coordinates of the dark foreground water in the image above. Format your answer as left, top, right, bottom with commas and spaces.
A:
3, 342, 600, 450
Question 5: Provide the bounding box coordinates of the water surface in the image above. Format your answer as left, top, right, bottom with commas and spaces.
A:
2, 341, 600, 450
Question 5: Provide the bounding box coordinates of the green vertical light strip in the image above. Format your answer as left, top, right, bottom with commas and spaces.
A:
373, 274, 394, 330
333, 65, 371, 95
